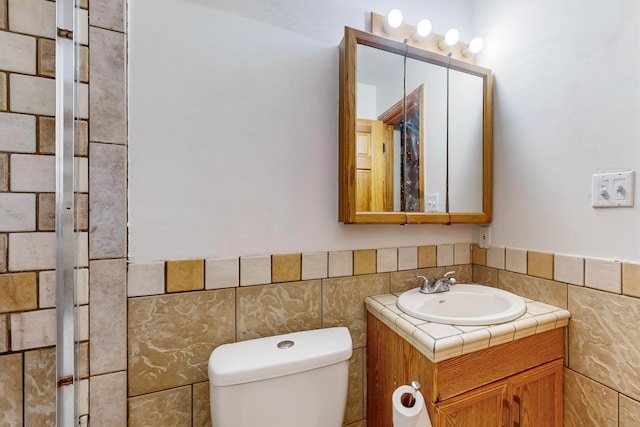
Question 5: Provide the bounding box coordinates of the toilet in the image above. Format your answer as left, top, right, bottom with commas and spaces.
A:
208, 327, 353, 427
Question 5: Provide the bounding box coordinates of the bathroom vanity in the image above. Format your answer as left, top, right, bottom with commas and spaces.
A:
365, 293, 569, 427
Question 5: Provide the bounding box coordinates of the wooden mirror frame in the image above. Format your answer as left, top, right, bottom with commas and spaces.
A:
339, 27, 493, 224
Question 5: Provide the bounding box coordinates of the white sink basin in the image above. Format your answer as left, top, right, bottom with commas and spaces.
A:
396, 284, 526, 326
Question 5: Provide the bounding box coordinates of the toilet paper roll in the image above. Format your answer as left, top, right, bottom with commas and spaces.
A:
391, 385, 432, 427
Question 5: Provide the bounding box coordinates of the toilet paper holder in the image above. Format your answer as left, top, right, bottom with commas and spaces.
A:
400, 381, 421, 408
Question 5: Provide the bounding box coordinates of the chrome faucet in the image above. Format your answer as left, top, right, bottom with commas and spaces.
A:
416, 271, 456, 294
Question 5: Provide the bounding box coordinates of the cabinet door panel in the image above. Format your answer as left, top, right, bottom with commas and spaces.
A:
509, 359, 563, 427
436, 381, 508, 427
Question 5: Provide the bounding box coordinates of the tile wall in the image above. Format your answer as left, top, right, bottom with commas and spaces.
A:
472, 245, 640, 427
0, 0, 127, 425
126, 244, 473, 426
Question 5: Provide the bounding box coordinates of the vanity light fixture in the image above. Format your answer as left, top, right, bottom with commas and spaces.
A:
438, 28, 460, 50
462, 37, 484, 57
383, 9, 403, 34
412, 18, 432, 42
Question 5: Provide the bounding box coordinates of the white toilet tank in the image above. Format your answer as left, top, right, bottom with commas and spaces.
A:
208, 327, 353, 427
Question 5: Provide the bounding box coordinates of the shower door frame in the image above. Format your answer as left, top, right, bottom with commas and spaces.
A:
55, 0, 80, 424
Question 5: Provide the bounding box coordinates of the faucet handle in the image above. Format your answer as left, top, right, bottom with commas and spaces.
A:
415, 275, 429, 284
443, 271, 455, 277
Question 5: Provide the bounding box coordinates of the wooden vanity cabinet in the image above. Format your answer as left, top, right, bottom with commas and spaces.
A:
435, 359, 563, 427
366, 313, 564, 427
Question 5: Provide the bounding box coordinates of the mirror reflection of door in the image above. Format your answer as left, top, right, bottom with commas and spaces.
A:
378, 85, 424, 212
355, 119, 394, 211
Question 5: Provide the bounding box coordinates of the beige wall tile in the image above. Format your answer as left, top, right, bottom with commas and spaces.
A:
90, 0, 126, 32
622, 262, 640, 298
564, 368, 618, 427
620, 395, 640, 427
398, 247, 417, 270
0, 73, 5, 111
585, 257, 621, 293
271, 253, 301, 283
90, 259, 127, 375
75, 156, 89, 192
301, 251, 327, 280
0, 314, 6, 352
10, 308, 55, 350
38, 193, 88, 231
527, 250, 554, 279
0, 193, 35, 231
8, 232, 55, 271
436, 244, 454, 266
447, 264, 472, 283
354, 249, 376, 275
10, 154, 54, 192
418, 245, 437, 268
240, 255, 271, 286
505, 247, 527, 273
569, 286, 640, 401
329, 250, 353, 277
89, 143, 127, 259
0, 112, 36, 153
390, 267, 445, 293
0, 154, 6, 192
0, 272, 37, 313
554, 254, 584, 286
128, 289, 235, 396
472, 265, 498, 286
192, 382, 211, 427
9, 74, 54, 116
344, 348, 364, 424
497, 270, 567, 308
24, 347, 55, 426
37, 117, 88, 155
90, 27, 127, 144
0, 234, 5, 273
471, 244, 486, 266
78, 378, 89, 416
8, 0, 54, 38
237, 280, 321, 341
454, 243, 471, 265
376, 248, 397, 273
0, 24, 36, 74
0, 0, 5, 29
205, 257, 238, 289
166, 259, 204, 293
90, 371, 127, 427
0, 353, 22, 426
128, 262, 165, 297
38, 116, 54, 153
37, 38, 54, 77
79, 341, 89, 379
322, 273, 389, 348
129, 386, 192, 427
486, 247, 505, 269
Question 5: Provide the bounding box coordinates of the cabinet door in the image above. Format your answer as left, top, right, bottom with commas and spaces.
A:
435, 381, 509, 427
509, 359, 563, 427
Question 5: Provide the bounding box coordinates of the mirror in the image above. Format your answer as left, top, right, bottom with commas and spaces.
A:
339, 27, 492, 224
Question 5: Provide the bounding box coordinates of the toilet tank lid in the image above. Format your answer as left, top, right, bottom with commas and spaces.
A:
209, 327, 353, 386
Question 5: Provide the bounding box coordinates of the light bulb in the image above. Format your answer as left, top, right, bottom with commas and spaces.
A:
416, 18, 432, 38
383, 9, 403, 33
468, 37, 484, 54
444, 29, 460, 46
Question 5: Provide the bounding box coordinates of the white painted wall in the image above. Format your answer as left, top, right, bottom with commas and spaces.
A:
473, 0, 640, 262
128, 0, 476, 261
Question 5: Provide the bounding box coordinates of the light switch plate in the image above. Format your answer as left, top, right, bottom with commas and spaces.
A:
592, 170, 635, 207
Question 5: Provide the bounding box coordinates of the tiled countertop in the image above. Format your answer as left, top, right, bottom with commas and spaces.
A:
364, 290, 570, 363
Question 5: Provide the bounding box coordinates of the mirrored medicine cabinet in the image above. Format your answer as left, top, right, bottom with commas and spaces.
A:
338, 27, 493, 224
